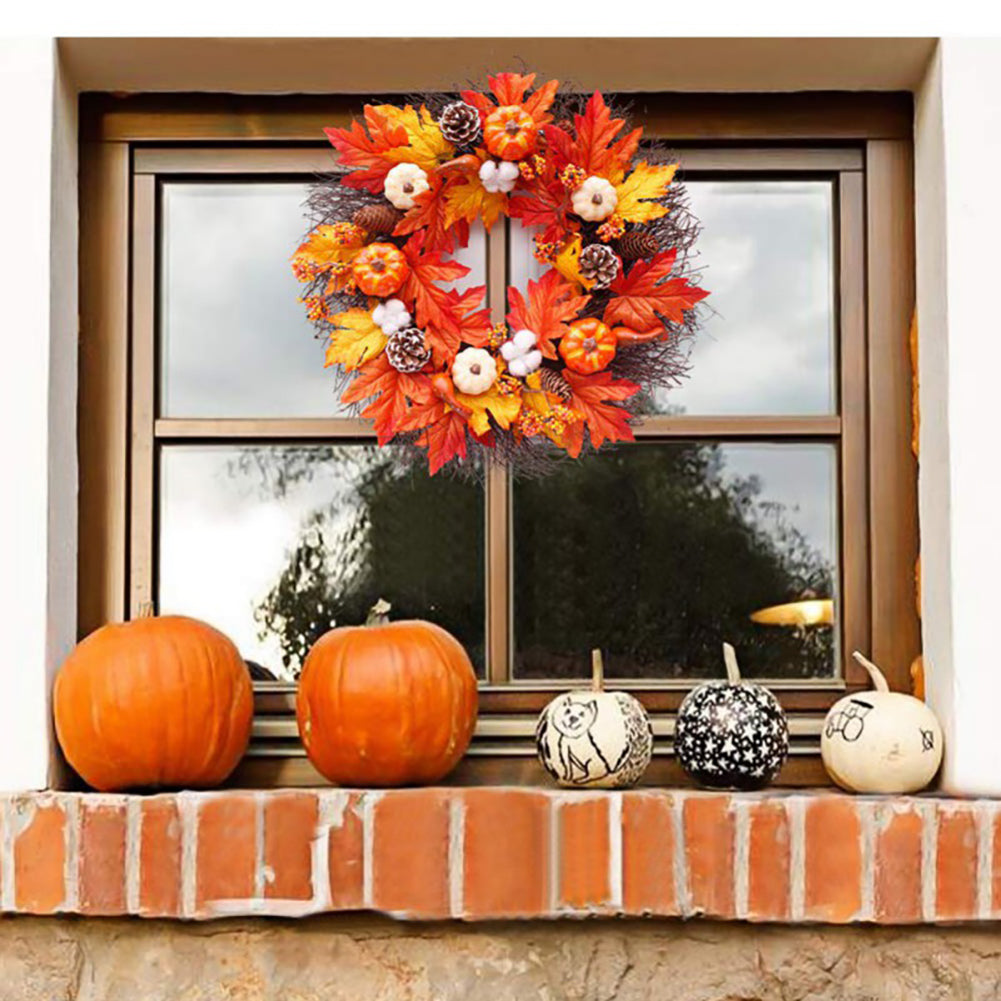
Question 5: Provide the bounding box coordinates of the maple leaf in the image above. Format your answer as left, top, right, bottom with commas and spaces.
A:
398, 390, 470, 475
443, 174, 507, 231
603, 250, 710, 330
292, 225, 366, 274
324, 106, 409, 193
460, 73, 559, 127
400, 232, 470, 338
341, 354, 430, 445
325, 308, 386, 371
394, 171, 470, 255
569, 92, 643, 184
506, 270, 589, 359
378, 104, 455, 172
423, 286, 492, 364
456, 382, 522, 436
564, 370, 639, 451
519, 372, 584, 453
615, 162, 678, 224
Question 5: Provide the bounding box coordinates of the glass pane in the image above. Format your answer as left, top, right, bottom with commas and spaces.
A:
512, 441, 838, 681
159, 182, 486, 418
507, 180, 837, 416
159, 445, 485, 679
660, 180, 836, 415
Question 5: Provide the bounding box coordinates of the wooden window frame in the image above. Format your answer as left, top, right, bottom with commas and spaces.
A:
78, 92, 917, 787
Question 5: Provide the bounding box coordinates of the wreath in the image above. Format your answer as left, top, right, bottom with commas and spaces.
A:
293, 72, 709, 476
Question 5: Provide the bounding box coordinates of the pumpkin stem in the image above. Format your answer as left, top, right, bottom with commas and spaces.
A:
722, 642, 742, 684
852, 651, 891, 692
366, 599, 392, 626
591, 649, 604, 692
137, 601, 155, 620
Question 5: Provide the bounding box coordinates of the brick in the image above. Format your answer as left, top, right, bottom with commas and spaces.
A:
13, 798, 66, 913
264, 792, 317, 901
79, 802, 126, 915
622, 792, 676, 916
463, 789, 550, 918
936, 805, 978, 921
804, 796, 862, 922
747, 800, 790, 921
683, 795, 735, 917
372, 789, 451, 918
140, 797, 181, 917
328, 793, 364, 910
874, 804, 923, 923
196, 794, 258, 911
558, 797, 610, 910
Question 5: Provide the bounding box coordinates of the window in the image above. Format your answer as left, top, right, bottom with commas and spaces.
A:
79, 93, 918, 786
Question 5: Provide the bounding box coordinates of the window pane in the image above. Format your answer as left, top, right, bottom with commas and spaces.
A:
660, 180, 836, 416
159, 445, 486, 679
507, 180, 837, 416
512, 442, 838, 681
159, 182, 486, 418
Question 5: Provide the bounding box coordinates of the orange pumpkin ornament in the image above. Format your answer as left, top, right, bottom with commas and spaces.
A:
483, 106, 538, 161
53, 613, 253, 791
351, 242, 410, 297
296, 600, 478, 786
559, 317, 618, 374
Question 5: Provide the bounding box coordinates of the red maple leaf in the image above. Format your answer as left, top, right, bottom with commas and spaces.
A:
422, 285, 492, 364
603, 250, 710, 330
324, 106, 409, 194
397, 388, 470, 475
394, 170, 471, 255
340, 354, 431, 445
564, 370, 639, 452
569, 92, 642, 180
506, 270, 589, 359
400, 232, 470, 338
507, 166, 576, 245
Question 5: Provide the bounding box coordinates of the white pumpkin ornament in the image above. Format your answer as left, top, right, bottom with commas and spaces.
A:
821, 651, 943, 794
384, 163, 429, 210
451, 347, 497, 396
479, 159, 520, 194
571, 176, 619, 222
536, 650, 653, 788
500, 329, 543, 377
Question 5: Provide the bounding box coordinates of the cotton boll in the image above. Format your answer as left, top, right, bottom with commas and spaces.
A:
513, 329, 537, 351
521, 349, 542, 374
479, 159, 519, 194
508, 357, 529, 377
500, 340, 520, 361
372, 299, 411, 334
497, 161, 520, 183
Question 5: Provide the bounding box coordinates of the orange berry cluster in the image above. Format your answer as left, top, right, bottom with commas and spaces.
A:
597, 215, 626, 241
560, 165, 586, 190
532, 236, 560, 265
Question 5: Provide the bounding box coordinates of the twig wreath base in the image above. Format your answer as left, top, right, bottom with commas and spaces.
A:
293, 72, 709, 477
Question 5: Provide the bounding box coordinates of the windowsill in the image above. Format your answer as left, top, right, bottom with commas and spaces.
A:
2, 787, 991, 923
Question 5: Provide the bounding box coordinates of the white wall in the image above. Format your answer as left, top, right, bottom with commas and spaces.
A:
916, 40, 1001, 795
0, 40, 77, 790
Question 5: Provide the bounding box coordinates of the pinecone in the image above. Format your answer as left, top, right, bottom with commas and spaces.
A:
539, 367, 572, 403
439, 101, 481, 146
352, 203, 404, 237
617, 229, 659, 261
579, 243, 621, 290
385, 326, 431, 373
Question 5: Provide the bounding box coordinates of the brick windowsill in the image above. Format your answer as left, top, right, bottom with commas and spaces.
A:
0, 789, 992, 923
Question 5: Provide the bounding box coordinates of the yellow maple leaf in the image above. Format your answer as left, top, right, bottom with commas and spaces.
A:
378, 104, 455, 172
443, 176, 507, 230
519, 372, 583, 449
553, 234, 595, 290
455, 382, 522, 436
325, 308, 387, 371
292, 224, 366, 271
615, 162, 678, 224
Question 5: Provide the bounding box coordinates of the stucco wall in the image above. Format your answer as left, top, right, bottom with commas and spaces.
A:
1, 914, 1000, 1000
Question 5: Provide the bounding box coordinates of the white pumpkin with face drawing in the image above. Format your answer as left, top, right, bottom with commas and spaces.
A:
821, 651, 944, 794
535, 651, 652, 788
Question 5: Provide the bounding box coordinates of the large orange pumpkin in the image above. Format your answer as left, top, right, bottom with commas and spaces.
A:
559, 317, 618, 374
296, 601, 478, 786
54, 614, 253, 791
351, 242, 410, 297
483, 106, 538, 161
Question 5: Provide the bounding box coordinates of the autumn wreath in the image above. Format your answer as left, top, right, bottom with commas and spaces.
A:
293, 72, 709, 475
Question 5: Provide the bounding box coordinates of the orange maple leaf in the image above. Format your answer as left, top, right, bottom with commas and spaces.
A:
341, 354, 431, 445
564, 370, 639, 452
422, 286, 492, 364
603, 250, 709, 330
324, 105, 410, 194
443, 173, 507, 231
400, 232, 471, 338
394, 171, 470, 255
460, 72, 559, 128
506, 270, 589, 360
545, 92, 642, 185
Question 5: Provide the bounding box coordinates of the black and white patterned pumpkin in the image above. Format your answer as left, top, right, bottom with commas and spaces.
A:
675, 643, 788, 790
536, 651, 653, 789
